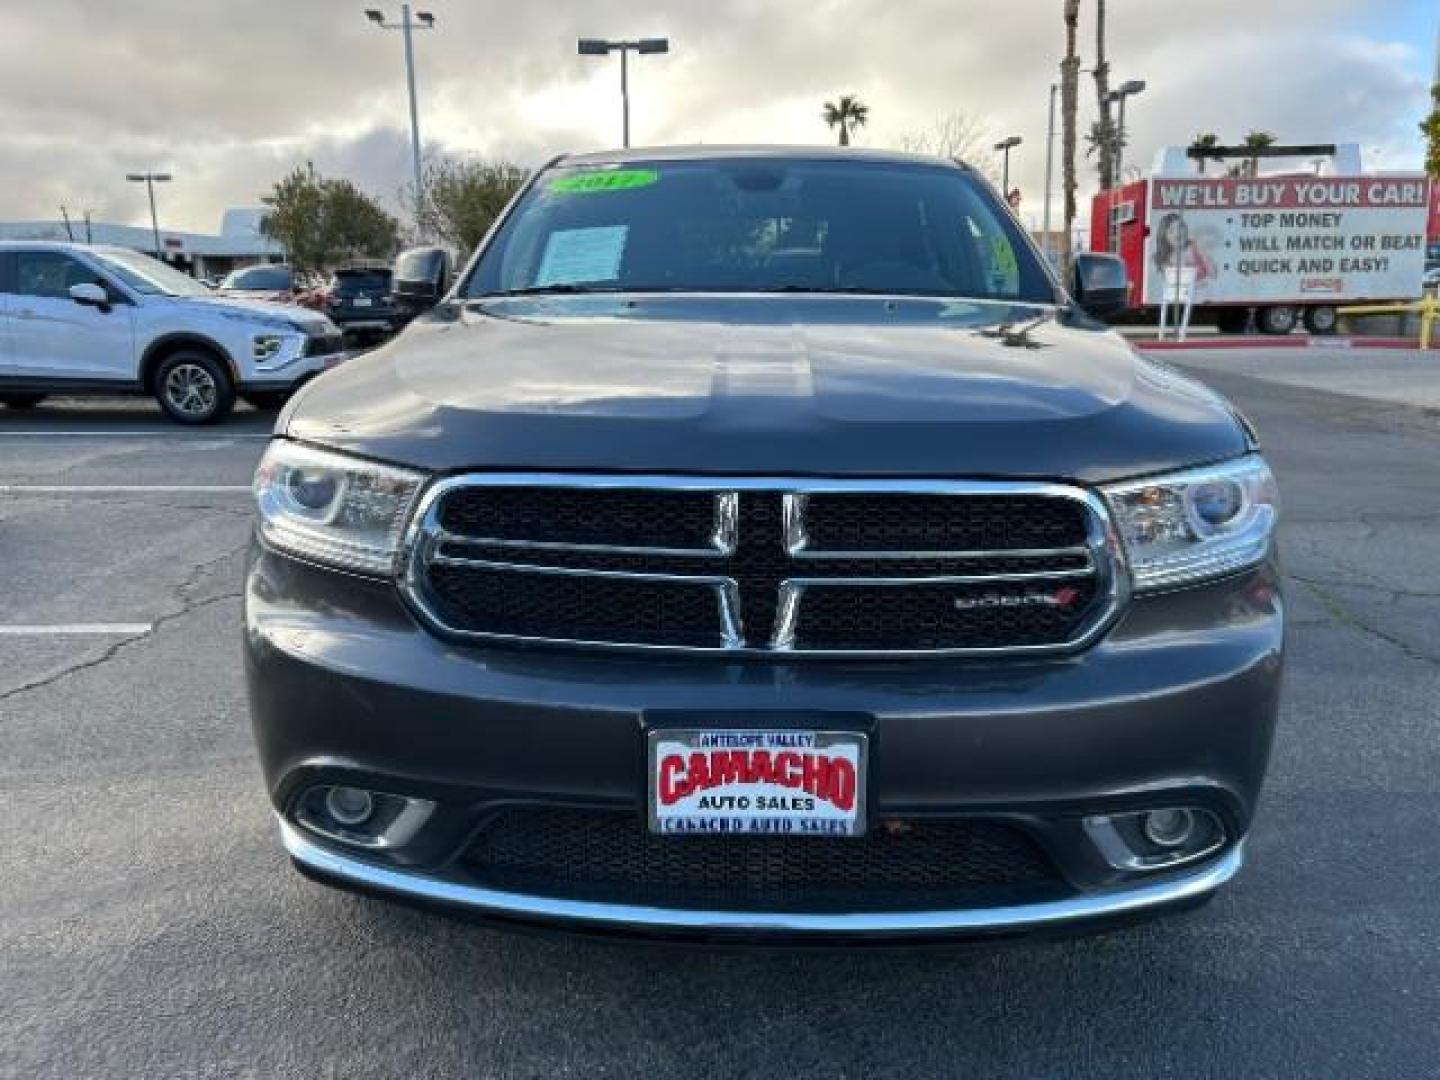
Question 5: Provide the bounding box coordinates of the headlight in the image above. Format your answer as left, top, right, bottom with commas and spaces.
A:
1102, 455, 1277, 591
254, 441, 426, 574
253, 334, 285, 361
219, 309, 306, 332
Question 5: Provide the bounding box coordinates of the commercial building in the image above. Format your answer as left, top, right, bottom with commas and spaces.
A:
0, 208, 283, 280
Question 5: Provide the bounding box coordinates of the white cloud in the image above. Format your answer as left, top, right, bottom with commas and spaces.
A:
0, 0, 1426, 233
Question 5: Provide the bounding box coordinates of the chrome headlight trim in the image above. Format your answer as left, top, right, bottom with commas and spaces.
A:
1102, 455, 1277, 592
254, 440, 428, 575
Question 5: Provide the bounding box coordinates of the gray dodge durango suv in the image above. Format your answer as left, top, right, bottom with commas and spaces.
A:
245, 146, 1283, 939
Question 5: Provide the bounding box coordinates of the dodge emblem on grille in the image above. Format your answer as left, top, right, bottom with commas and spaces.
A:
952, 586, 1083, 612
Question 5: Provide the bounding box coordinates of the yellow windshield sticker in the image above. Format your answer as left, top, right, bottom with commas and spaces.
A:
550, 169, 660, 194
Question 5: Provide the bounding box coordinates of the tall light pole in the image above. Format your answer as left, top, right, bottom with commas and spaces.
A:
1043, 84, 1057, 263
1105, 78, 1146, 253
993, 136, 1022, 197
578, 37, 669, 148
365, 6, 435, 228
125, 172, 172, 258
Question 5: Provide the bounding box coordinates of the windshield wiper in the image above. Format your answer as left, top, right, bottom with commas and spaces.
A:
477, 284, 611, 297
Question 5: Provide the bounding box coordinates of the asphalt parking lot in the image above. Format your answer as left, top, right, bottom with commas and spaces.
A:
3, 353, 1438, 1079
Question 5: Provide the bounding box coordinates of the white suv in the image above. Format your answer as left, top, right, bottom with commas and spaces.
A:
0, 242, 347, 423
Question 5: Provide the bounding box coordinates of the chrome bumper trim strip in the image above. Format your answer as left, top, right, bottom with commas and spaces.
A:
281, 820, 1242, 936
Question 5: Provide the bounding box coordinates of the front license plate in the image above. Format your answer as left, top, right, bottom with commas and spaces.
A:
352, 297, 373, 307
648, 729, 867, 837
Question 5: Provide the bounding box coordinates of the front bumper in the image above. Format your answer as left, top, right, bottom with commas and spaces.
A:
283, 818, 1243, 938
245, 546, 1283, 938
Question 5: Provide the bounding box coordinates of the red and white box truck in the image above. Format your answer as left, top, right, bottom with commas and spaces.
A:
1092, 144, 1433, 336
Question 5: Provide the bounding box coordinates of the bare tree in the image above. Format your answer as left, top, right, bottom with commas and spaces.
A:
897, 111, 997, 177
1091, 0, 1115, 189
1060, 0, 1081, 272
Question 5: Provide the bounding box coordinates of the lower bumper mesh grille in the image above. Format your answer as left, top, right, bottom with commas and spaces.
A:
461, 807, 1065, 912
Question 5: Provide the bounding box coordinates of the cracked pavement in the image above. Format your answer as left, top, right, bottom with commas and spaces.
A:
1, 368, 1438, 1079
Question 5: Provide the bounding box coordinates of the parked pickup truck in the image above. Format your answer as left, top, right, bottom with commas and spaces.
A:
0, 242, 345, 422
247, 146, 1283, 940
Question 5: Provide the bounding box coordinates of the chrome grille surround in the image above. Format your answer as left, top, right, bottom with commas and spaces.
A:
399, 474, 1130, 658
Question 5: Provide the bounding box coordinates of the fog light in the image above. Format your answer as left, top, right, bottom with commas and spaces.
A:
1082, 806, 1224, 872
294, 785, 437, 850
1143, 808, 1194, 848
324, 786, 374, 826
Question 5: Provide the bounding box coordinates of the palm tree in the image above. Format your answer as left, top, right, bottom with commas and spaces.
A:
1059, 0, 1081, 271
822, 95, 870, 147
1189, 132, 1220, 175
1085, 118, 1122, 185
1242, 129, 1277, 177
1091, 0, 1115, 189
1423, 83, 1440, 178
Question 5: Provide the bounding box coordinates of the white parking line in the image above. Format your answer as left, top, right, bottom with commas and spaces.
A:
0, 623, 153, 636
0, 485, 251, 494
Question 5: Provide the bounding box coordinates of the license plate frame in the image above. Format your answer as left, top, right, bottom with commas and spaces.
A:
647, 728, 868, 838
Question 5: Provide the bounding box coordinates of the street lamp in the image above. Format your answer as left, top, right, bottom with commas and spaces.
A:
1105, 78, 1146, 253
578, 37, 670, 148
125, 172, 172, 258
993, 135, 1022, 195
365, 6, 435, 229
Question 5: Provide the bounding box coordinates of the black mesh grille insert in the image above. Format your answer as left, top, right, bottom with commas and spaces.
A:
793, 577, 1101, 652
802, 492, 1089, 552
462, 807, 1064, 912
426, 564, 723, 647
438, 486, 718, 550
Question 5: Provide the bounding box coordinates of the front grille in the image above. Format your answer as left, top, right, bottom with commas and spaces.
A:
800, 492, 1089, 552
405, 477, 1119, 655
794, 577, 1101, 652
439, 485, 720, 551
461, 807, 1065, 912
427, 563, 724, 648
303, 333, 345, 357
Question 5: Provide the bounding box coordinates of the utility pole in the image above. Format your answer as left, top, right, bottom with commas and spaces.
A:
1043, 83, 1057, 263
365, 6, 435, 230
59, 206, 75, 242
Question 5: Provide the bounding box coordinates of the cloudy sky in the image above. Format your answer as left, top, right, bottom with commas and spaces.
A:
1, 0, 1433, 236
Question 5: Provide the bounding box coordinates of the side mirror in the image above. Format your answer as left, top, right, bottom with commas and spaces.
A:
1071, 253, 1129, 321
69, 282, 110, 309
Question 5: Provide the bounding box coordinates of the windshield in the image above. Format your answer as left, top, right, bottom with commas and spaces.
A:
94, 249, 211, 297
464, 158, 1056, 303
332, 269, 391, 293
395, 248, 444, 282
221, 265, 291, 291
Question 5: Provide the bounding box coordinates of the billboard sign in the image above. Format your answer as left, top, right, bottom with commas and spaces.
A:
1142, 176, 1430, 305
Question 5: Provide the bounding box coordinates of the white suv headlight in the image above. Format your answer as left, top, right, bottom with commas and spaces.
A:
254, 441, 426, 574
1102, 455, 1277, 592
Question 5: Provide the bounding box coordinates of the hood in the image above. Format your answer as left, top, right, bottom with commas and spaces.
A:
184, 294, 335, 333
283, 295, 1247, 483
